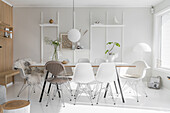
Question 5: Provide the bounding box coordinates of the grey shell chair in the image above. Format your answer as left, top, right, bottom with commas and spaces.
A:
46, 61, 72, 84
45, 61, 72, 107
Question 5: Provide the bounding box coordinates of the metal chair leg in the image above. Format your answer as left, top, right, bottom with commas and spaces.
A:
47, 83, 52, 96
86, 84, 94, 105
96, 84, 102, 104
114, 81, 118, 95
52, 86, 57, 100
46, 92, 51, 107
28, 85, 33, 101
134, 82, 139, 102
60, 88, 65, 107
74, 84, 80, 99
56, 84, 61, 98
67, 82, 73, 95
93, 83, 100, 99
64, 82, 73, 96
104, 83, 109, 98
74, 84, 94, 105
17, 82, 29, 97
109, 85, 116, 105
74, 84, 80, 105
141, 80, 148, 97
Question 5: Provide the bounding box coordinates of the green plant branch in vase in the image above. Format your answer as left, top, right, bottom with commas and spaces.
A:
105, 42, 120, 55
105, 42, 120, 62
44, 37, 60, 61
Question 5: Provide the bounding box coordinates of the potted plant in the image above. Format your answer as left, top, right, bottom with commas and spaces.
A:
44, 37, 60, 61
105, 42, 120, 62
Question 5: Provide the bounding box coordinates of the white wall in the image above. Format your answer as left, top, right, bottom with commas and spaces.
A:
13, 7, 153, 64
13, 7, 153, 82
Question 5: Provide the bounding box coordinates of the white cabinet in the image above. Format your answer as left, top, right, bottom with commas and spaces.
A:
74, 49, 90, 63
60, 49, 74, 63
61, 49, 90, 63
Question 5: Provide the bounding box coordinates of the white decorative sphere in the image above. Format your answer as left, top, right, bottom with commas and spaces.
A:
68, 29, 81, 42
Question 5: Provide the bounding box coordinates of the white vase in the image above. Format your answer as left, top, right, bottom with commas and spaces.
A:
107, 53, 118, 62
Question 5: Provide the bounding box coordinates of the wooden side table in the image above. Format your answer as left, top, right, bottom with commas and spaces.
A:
2, 100, 30, 113
0, 105, 3, 113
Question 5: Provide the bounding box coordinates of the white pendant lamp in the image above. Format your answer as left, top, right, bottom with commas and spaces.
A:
68, 0, 81, 43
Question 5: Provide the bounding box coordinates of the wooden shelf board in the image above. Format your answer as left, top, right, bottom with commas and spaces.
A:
0, 36, 12, 40
0, 22, 10, 27
0, 29, 13, 33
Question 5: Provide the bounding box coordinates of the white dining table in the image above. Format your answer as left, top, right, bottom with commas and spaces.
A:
30, 62, 136, 103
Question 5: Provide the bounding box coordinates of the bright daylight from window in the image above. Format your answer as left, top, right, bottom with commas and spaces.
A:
161, 13, 170, 69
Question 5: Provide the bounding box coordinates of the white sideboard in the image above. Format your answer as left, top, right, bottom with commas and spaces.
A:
60, 49, 90, 63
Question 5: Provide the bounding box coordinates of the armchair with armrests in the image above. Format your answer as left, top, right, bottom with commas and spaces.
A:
120, 60, 150, 102
14, 58, 45, 101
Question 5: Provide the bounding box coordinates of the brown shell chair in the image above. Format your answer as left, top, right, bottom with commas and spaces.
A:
45, 61, 72, 107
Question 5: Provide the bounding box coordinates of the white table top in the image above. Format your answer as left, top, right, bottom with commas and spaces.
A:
30, 62, 136, 68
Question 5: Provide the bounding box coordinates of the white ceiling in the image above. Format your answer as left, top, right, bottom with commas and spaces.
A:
4, 0, 164, 7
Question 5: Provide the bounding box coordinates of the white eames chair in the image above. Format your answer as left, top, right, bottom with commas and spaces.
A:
120, 60, 150, 102
73, 63, 95, 105
93, 58, 106, 75
78, 58, 90, 63
95, 63, 117, 105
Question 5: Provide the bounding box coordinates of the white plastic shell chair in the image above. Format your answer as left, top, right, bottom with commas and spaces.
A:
95, 63, 117, 104
73, 63, 95, 105
94, 58, 106, 64
93, 58, 106, 75
120, 60, 150, 102
78, 58, 90, 63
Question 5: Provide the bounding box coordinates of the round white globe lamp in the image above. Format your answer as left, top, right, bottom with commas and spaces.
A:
68, 29, 81, 43
133, 43, 151, 60
133, 43, 151, 53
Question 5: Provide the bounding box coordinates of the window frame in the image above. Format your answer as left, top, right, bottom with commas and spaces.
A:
153, 7, 170, 70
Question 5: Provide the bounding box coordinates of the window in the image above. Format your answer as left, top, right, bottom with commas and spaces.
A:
160, 13, 170, 69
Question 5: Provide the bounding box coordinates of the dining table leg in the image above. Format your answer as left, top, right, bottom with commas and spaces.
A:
116, 67, 125, 103
39, 71, 49, 102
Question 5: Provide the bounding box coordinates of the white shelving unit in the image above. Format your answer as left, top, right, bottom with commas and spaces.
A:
91, 24, 124, 28
40, 12, 59, 63
39, 23, 59, 27
89, 11, 125, 62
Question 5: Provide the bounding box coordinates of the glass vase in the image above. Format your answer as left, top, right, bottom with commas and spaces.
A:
52, 45, 59, 61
